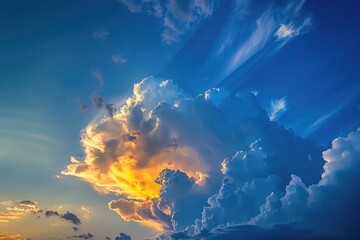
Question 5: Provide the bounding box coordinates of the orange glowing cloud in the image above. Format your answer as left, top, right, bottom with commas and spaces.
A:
0, 233, 23, 240
62, 78, 210, 230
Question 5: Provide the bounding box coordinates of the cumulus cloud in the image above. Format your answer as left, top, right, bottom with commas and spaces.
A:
45, 210, 81, 226
63, 76, 326, 234
268, 97, 287, 121
92, 31, 109, 40
61, 211, 81, 225
115, 232, 132, 240
45, 210, 60, 218
118, 0, 216, 44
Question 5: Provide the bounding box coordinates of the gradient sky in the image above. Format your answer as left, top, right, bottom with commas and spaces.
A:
0, 1, 359, 240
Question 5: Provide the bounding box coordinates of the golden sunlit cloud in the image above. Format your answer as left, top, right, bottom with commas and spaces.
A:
62, 78, 211, 230
0, 233, 24, 240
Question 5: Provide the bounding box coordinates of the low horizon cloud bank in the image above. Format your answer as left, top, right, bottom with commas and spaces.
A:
60, 76, 360, 239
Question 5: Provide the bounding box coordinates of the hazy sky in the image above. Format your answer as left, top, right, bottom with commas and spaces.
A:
0, 1, 359, 240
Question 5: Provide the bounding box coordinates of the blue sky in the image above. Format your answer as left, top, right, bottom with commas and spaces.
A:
0, 0, 359, 240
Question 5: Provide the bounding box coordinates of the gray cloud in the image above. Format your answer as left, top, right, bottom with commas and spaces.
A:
71, 233, 94, 239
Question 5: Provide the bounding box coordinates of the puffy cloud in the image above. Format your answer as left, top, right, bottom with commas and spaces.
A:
61, 211, 81, 225
45, 210, 60, 218
45, 210, 81, 226
115, 232, 132, 240
92, 31, 109, 40
63, 76, 325, 233
118, 0, 216, 44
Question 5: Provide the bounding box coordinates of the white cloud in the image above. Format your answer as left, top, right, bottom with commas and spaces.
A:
112, 55, 127, 65
118, 0, 216, 44
268, 97, 287, 121
275, 24, 297, 40
92, 31, 109, 40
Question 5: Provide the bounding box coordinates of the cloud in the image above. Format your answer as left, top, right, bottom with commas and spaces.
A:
275, 24, 297, 40
118, 0, 216, 44
45, 210, 60, 218
61, 211, 81, 225
115, 232, 132, 240
45, 210, 81, 226
71, 233, 94, 239
92, 31, 109, 40
90, 68, 104, 86
201, 0, 312, 88
19, 200, 35, 207
112, 55, 127, 65
90, 93, 104, 109
268, 97, 287, 121
63, 76, 325, 233
0, 200, 41, 223
0, 233, 24, 240
78, 99, 89, 111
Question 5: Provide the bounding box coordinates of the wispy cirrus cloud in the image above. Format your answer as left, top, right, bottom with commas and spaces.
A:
92, 30, 109, 40
268, 96, 287, 121
118, 0, 216, 44
90, 68, 104, 86
112, 55, 127, 65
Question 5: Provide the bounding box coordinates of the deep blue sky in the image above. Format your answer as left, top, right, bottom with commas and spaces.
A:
0, 0, 359, 239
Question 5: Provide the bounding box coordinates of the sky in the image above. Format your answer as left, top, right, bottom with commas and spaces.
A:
0, 0, 359, 239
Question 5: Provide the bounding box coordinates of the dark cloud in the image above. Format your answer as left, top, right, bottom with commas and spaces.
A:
90, 93, 104, 109
19, 200, 35, 206
78, 99, 89, 111
115, 233, 131, 240
105, 104, 116, 118
206, 224, 336, 240
61, 211, 81, 225
45, 210, 60, 218
71, 233, 94, 239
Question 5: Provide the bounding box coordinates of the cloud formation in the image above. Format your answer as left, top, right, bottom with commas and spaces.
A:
71, 233, 94, 239
115, 232, 132, 240
268, 97, 287, 121
92, 31, 109, 40
63, 76, 326, 234
118, 0, 216, 43
45, 210, 81, 226
0, 200, 41, 223
90, 68, 104, 86
112, 55, 127, 65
